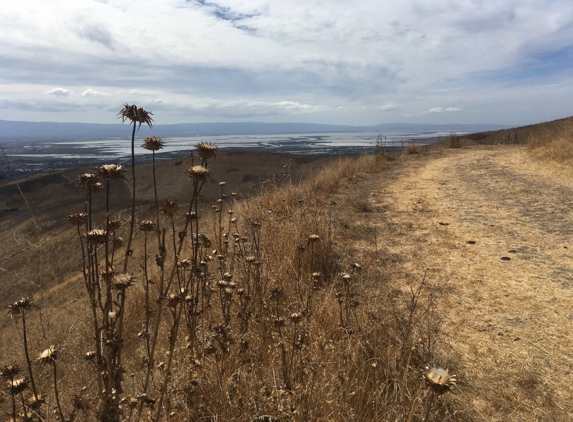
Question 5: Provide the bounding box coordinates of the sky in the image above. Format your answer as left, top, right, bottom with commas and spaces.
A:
1, 0, 573, 126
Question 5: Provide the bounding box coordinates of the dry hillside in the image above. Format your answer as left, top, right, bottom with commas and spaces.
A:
0, 117, 572, 421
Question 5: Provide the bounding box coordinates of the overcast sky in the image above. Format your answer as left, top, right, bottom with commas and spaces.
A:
1, 0, 573, 126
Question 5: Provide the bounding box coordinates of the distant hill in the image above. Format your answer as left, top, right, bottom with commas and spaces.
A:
0, 119, 506, 140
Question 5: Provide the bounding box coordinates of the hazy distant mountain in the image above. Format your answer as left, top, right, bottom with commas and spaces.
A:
0, 119, 507, 140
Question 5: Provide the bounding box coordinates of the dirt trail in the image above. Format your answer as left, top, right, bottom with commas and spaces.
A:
365, 146, 573, 420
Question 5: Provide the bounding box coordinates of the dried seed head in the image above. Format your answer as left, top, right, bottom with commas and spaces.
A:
290, 312, 303, 324
37, 346, 59, 365
308, 234, 320, 243
111, 273, 135, 291
113, 237, 124, 248
186, 211, 197, 220
108, 219, 122, 232
96, 164, 125, 180
0, 364, 21, 379
66, 212, 87, 226
83, 351, 96, 361
138, 220, 156, 232
219, 181, 226, 186
7, 296, 34, 317
312, 272, 321, 279
141, 136, 164, 151
195, 142, 218, 160
85, 229, 108, 245
187, 165, 210, 182
423, 365, 457, 395
117, 104, 153, 129
9, 377, 28, 395
76, 173, 103, 193
27, 394, 46, 410
166, 294, 181, 308
351, 263, 362, 270
245, 256, 255, 263
159, 199, 180, 217
177, 259, 191, 268
340, 272, 351, 281
100, 266, 116, 282
231, 192, 237, 196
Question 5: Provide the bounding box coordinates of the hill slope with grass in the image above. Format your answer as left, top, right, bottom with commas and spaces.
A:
0, 116, 572, 421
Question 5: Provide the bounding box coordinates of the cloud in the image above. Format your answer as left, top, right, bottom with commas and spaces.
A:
82, 89, 110, 97
2, 0, 573, 125
43, 88, 72, 97
376, 104, 398, 111
427, 107, 462, 113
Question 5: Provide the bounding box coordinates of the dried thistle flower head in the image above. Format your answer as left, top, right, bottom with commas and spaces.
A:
142, 136, 164, 151
7, 296, 34, 317
66, 212, 87, 226
96, 164, 125, 180
166, 294, 181, 308
27, 394, 46, 410
177, 259, 191, 268
187, 165, 210, 182
308, 234, 320, 243
108, 219, 122, 232
83, 351, 96, 361
159, 199, 180, 217
111, 273, 135, 291
100, 266, 116, 282
8, 377, 28, 395
117, 103, 153, 129
138, 220, 156, 232
423, 365, 457, 395
76, 173, 103, 193
195, 142, 217, 160
37, 346, 59, 365
113, 237, 124, 248
0, 364, 21, 379
85, 229, 108, 245
290, 312, 303, 323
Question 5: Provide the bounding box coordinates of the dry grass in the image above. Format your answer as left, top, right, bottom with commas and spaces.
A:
0, 144, 450, 421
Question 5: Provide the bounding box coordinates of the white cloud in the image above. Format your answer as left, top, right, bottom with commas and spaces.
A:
43, 88, 72, 97
2, 1, 573, 124
427, 107, 462, 113
82, 88, 110, 97
376, 104, 398, 111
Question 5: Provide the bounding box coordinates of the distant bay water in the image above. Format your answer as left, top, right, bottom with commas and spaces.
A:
8, 130, 455, 160
0, 130, 464, 179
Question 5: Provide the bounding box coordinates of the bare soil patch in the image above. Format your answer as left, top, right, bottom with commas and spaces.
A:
333, 145, 573, 421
